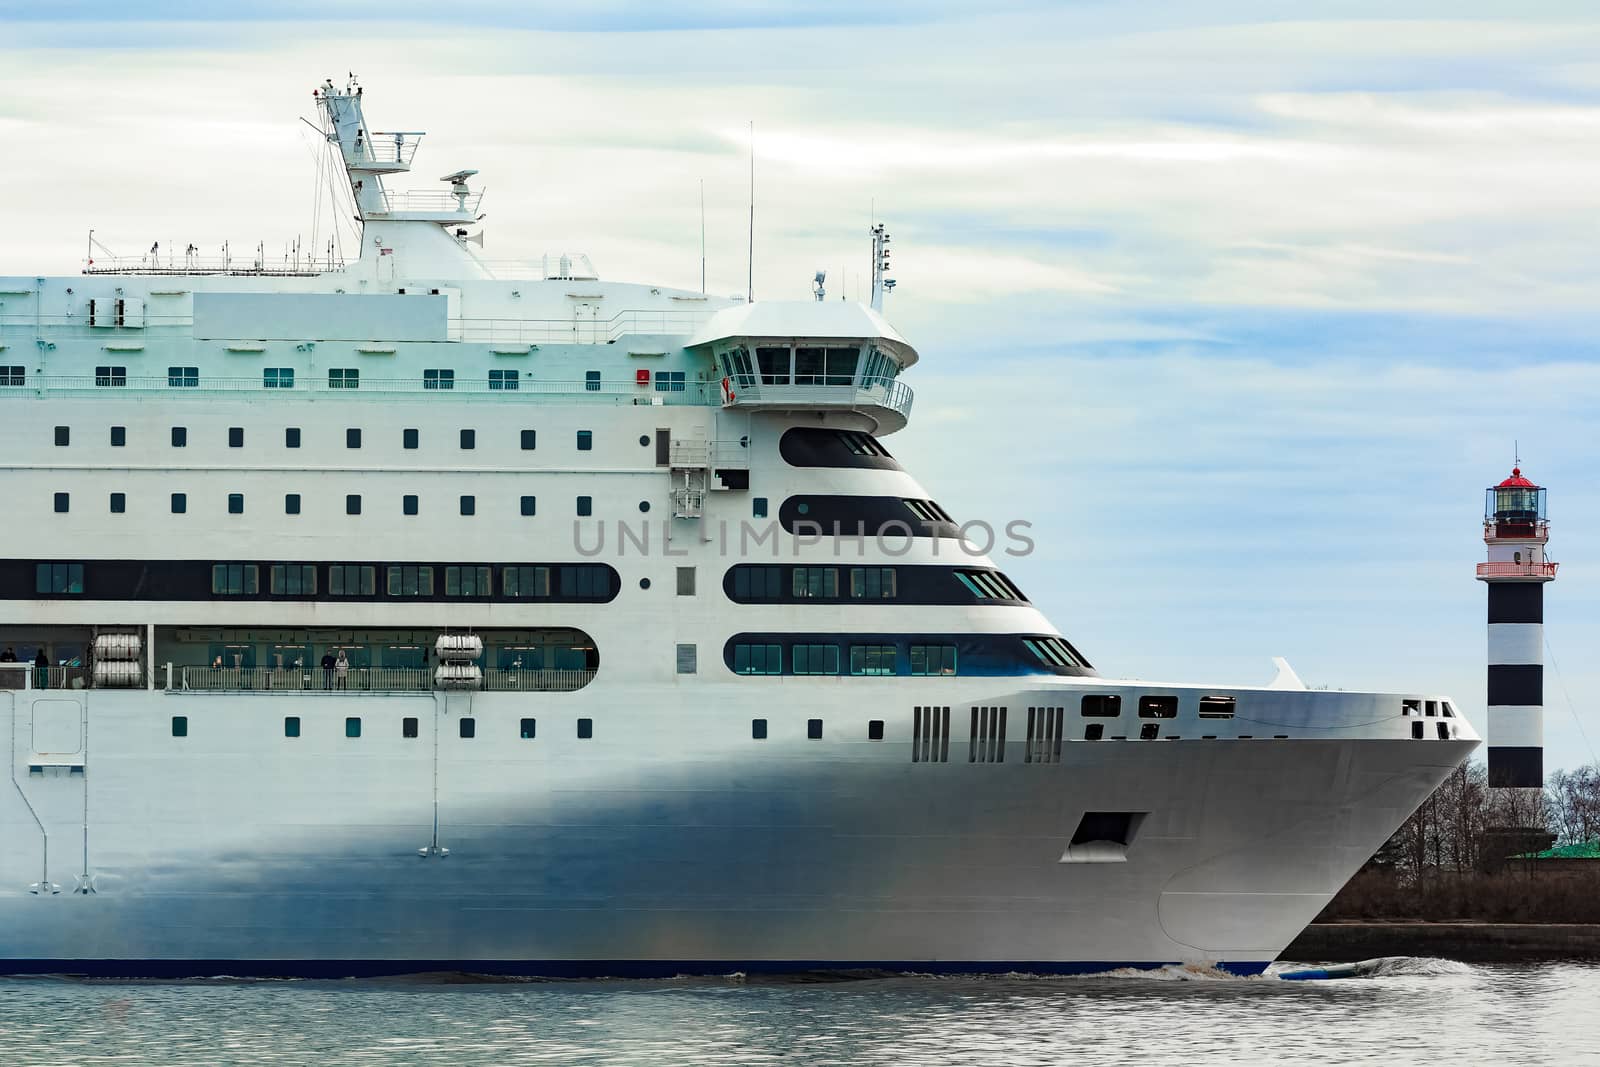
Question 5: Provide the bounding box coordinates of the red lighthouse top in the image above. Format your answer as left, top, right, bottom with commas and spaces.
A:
1496, 467, 1538, 489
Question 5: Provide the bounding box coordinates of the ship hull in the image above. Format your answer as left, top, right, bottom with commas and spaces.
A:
1, 687, 1471, 977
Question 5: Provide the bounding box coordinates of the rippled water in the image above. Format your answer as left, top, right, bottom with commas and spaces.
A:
1, 960, 1596, 1066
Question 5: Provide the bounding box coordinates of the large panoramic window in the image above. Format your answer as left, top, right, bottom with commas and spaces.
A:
34, 562, 84, 595
328, 565, 376, 596
211, 563, 259, 596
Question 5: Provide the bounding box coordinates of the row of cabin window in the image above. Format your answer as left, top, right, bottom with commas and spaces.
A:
53, 493, 593, 517
53, 425, 585, 451
81, 367, 691, 393
173, 715, 864, 742
211, 563, 612, 598
732, 566, 1023, 602
733, 643, 958, 676
1079, 694, 1237, 718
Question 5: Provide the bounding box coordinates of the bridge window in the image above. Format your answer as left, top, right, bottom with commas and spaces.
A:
794, 345, 858, 386
756, 346, 790, 384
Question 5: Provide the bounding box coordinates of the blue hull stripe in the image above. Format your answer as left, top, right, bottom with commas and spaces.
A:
0, 958, 1272, 980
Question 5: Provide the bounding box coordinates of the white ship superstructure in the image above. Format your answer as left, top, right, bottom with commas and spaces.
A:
0, 81, 1476, 977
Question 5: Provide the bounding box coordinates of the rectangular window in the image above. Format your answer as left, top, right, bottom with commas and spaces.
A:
837, 430, 890, 457
403, 494, 419, 516
791, 567, 838, 599
792, 644, 840, 676
34, 563, 85, 595
270, 564, 317, 595
733, 643, 782, 675
752, 718, 768, 740
403, 717, 419, 739
228, 493, 245, 514
850, 567, 897, 599
285, 493, 301, 515
228, 427, 244, 448
1198, 696, 1236, 719
756, 345, 790, 385
53, 492, 69, 513
676, 643, 697, 674
210, 563, 259, 595
172, 716, 188, 737
284, 716, 301, 738
1138, 695, 1179, 719
403, 428, 419, 449
673, 566, 696, 596
459, 717, 476, 739
577, 717, 594, 739
110, 426, 126, 447
909, 644, 957, 676
386, 565, 435, 597
285, 427, 301, 448
109, 492, 125, 514
503, 565, 551, 598
558, 565, 607, 599
1023, 636, 1083, 670
346, 428, 361, 449
54, 426, 69, 446
1081, 694, 1122, 717
520, 495, 536, 517
489, 369, 519, 390
808, 719, 823, 739
95, 365, 127, 387
444, 565, 491, 597
752, 497, 768, 519
459, 429, 475, 450
263, 367, 294, 389
167, 366, 199, 388
577, 496, 592, 517
584, 370, 601, 392
0, 365, 24, 387
576, 430, 593, 451
171, 492, 187, 514
171, 426, 187, 447
345, 717, 361, 738
346, 494, 361, 515
328, 565, 376, 596
460, 495, 475, 516
655, 370, 686, 392
733, 566, 782, 600
868, 720, 885, 741
849, 644, 897, 676
424, 368, 455, 390
520, 718, 537, 739
329, 368, 359, 389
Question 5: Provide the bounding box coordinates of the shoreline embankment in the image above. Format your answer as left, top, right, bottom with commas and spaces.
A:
1284, 923, 1600, 963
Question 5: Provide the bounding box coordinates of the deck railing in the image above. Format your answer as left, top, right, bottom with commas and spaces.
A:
2, 374, 715, 405
1475, 562, 1559, 580
172, 666, 594, 693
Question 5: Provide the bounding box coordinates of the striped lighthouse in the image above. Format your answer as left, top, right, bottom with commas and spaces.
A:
1476, 465, 1557, 794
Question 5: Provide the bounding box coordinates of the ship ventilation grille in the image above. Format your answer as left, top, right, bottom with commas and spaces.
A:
912, 705, 950, 763
968, 706, 1007, 764
1025, 706, 1065, 764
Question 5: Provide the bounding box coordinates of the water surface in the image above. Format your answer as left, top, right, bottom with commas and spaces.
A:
1, 960, 1594, 1066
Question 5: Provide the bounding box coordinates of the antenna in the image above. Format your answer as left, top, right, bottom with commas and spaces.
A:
746, 121, 754, 303
1515, 439, 1521, 467
699, 178, 706, 295
869, 223, 894, 311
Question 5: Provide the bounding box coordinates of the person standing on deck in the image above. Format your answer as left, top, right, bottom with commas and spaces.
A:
321, 650, 335, 690
335, 649, 350, 691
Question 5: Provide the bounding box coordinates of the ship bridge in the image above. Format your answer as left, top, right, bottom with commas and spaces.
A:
689, 302, 916, 435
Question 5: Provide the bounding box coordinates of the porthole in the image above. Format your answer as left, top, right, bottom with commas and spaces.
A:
797, 502, 810, 515
638, 501, 650, 513
740, 435, 749, 448
639, 434, 650, 446
639, 577, 651, 590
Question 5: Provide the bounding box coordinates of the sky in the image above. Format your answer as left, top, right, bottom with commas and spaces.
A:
3, 1, 1598, 771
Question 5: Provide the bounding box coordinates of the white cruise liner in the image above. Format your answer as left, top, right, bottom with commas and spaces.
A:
0, 80, 1475, 978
